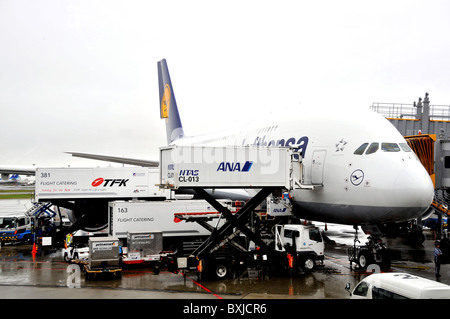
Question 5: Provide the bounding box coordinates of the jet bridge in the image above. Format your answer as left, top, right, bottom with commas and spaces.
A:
159, 145, 312, 257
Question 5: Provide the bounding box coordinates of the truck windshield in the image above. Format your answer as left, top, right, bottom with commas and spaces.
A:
353, 281, 369, 297
309, 229, 322, 242
0, 217, 16, 229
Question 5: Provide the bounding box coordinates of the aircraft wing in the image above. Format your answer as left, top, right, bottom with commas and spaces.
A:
0, 167, 36, 176
66, 152, 159, 167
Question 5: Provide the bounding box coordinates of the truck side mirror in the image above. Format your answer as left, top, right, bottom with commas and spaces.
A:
345, 283, 352, 295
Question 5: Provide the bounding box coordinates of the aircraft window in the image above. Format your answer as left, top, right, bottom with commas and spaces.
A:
399, 143, 412, 152
365, 143, 379, 155
381, 143, 400, 152
353, 281, 369, 297
354, 143, 369, 155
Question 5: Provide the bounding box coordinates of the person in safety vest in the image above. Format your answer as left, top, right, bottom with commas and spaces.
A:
65, 233, 73, 249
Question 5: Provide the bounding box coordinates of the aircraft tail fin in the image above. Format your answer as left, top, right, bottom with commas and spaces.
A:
158, 59, 185, 144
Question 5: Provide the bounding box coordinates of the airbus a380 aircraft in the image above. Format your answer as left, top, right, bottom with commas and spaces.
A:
157, 58, 434, 226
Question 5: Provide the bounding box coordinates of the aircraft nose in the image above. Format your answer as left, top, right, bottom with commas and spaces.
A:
393, 163, 434, 216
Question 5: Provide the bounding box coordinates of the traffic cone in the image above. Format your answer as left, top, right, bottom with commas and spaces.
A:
32, 242, 37, 254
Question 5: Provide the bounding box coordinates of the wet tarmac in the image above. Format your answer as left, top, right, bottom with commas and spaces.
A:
0, 199, 449, 300
0, 227, 448, 300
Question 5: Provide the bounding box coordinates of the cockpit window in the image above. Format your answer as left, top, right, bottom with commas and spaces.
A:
399, 143, 412, 152
354, 143, 369, 155
355, 142, 413, 155
381, 143, 400, 152
366, 143, 379, 155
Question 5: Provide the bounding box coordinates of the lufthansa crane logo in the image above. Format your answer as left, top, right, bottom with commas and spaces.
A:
350, 169, 364, 186
161, 84, 171, 119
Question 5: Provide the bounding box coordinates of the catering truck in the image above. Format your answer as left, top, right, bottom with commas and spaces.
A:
34, 167, 173, 233
159, 222, 325, 280
108, 198, 325, 278
108, 199, 237, 253
35, 167, 171, 201
154, 145, 325, 279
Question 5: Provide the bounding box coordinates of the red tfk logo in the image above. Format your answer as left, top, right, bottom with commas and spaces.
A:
91, 178, 129, 187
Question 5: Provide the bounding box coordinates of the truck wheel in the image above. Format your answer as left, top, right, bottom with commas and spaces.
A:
357, 251, 371, 269
63, 252, 71, 262
301, 257, 316, 272
215, 264, 228, 279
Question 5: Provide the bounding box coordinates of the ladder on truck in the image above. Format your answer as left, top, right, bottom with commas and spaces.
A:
26, 202, 55, 218
158, 145, 313, 259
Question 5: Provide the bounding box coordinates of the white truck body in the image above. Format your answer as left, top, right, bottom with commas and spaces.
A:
159, 145, 301, 189
349, 272, 450, 299
35, 167, 171, 201
108, 200, 234, 239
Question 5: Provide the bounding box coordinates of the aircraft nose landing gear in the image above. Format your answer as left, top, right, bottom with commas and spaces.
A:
348, 226, 391, 272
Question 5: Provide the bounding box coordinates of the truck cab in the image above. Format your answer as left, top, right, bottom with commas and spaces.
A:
275, 224, 325, 271
0, 214, 33, 243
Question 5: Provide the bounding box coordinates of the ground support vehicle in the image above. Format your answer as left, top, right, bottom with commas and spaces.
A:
34, 167, 171, 234
156, 197, 325, 280
0, 202, 56, 244
84, 236, 122, 280
0, 214, 33, 243
158, 222, 325, 280
346, 272, 450, 299
62, 243, 89, 262
156, 145, 325, 279
121, 231, 163, 266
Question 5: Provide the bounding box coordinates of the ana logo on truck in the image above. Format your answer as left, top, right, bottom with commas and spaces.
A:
217, 161, 253, 172
92, 178, 129, 187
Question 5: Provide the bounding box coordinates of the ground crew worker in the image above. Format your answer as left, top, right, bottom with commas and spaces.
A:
65, 233, 73, 249
282, 191, 292, 205
435, 241, 443, 278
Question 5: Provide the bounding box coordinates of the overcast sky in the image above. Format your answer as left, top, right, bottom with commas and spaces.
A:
1, 0, 450, 168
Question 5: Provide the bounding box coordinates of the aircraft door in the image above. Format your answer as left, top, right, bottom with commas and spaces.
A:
311, 150, 326, 185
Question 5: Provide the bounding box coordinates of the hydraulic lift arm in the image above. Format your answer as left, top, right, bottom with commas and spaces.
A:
190, 187, 274, 257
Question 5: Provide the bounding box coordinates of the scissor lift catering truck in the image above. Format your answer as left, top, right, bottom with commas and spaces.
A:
156, 145, 325, 279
